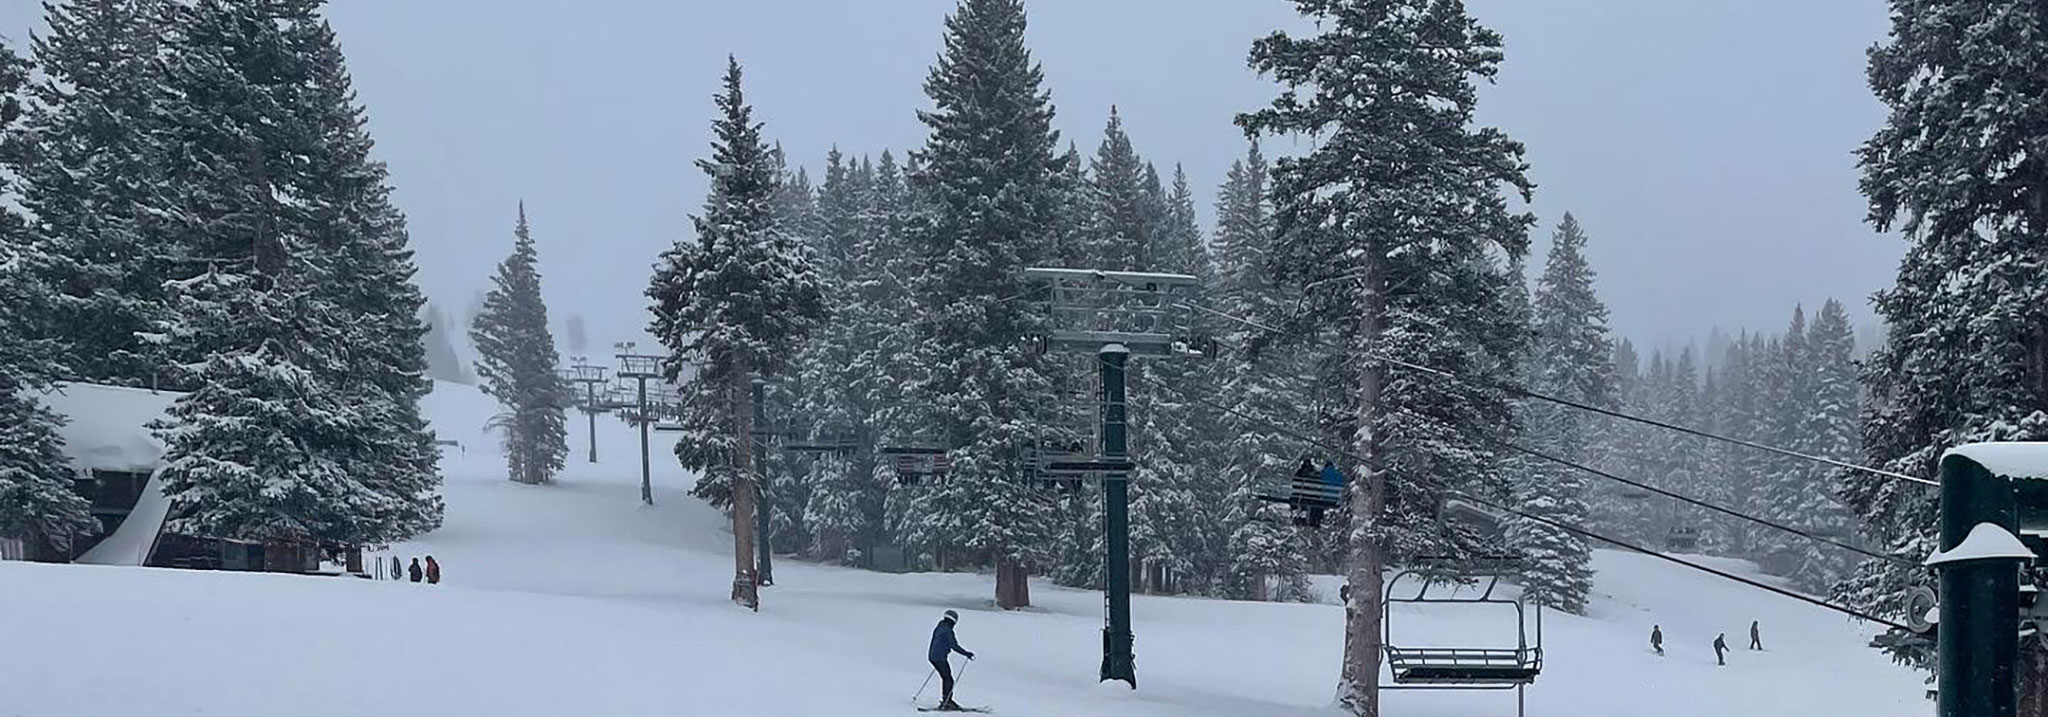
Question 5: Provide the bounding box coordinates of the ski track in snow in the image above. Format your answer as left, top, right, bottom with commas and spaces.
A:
0, 382, 1929, 716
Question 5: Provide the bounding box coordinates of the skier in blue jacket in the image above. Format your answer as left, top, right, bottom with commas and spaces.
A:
928, 610, 975, 709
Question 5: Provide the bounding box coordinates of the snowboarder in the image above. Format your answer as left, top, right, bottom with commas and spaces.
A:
408, 557, 423, 583
1749, 620, 1761, 650
927, 609, 975, 710
425, 556, 441, 585
1713, 633, 1728, 666
1650, 625, 1663, 656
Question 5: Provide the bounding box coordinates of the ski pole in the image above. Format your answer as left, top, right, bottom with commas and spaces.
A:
913, 667, 936, 704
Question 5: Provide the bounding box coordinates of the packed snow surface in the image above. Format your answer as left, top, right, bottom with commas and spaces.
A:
0, 381, 1930, 716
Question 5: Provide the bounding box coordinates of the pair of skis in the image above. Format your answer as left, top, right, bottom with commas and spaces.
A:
915, 705, 990, 713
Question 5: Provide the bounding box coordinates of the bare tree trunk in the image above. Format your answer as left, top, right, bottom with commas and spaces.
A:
1339, 261, 1388, 716
730, 371, 760, 610
996, 556, 1031, 609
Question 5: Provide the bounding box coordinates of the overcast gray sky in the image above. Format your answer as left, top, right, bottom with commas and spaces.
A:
2, 0, 1896, 360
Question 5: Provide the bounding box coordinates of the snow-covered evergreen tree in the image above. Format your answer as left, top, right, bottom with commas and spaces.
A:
0, 38, 98, 561
1081, 107, 1151, 270
1832, 1, 2048, 688
794, 147, 879, 564
1594, 338, 1659, 542
470, 204, 569, 486
1239, 1, 1535, 710
1506, 213, 1611, 615
1212, 141, 1311, 602
647, 57, 823, 607
900, 0, 1068, 609
1658, 346, 1711, 548
292, 15, 443, 539
1127, 161, 1210, 594
15, 0, 171, 387
145, 0, 440, 545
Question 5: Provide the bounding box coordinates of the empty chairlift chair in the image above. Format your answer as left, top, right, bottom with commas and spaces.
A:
1381, 558, 1544, 717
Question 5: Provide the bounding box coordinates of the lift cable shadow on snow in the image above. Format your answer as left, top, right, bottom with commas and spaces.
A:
1180, 301, 1938, 489
1109, 353, 1913, 632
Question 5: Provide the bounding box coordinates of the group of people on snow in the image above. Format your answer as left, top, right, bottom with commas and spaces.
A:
376, 554, 440, 584
1652, 620, 1762, 665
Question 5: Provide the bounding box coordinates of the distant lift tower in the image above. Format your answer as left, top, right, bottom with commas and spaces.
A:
558, 357, 611, 464
614, 342, 668, 506
1020, 267, 1202, 689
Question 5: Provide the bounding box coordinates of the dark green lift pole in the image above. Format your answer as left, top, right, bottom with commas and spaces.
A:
1934, 450, 2038, 717
1099, 344, 1135, 687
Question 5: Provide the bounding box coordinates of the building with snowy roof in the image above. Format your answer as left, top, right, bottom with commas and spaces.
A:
12, 382, 340, 573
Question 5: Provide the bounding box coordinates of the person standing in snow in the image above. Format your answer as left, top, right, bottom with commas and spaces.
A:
408, 557, 423, 583
1713, 633, 1728, 666
927, 609, 975, 709
1650, 625, 1663, 656
1748, 620, 1761, 650
425, 556, 442, 585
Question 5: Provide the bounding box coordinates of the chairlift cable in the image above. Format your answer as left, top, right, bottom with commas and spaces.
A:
1108, 354, 1911, 631
1178, 301, 1936, 488
1483, 440, 1913, 568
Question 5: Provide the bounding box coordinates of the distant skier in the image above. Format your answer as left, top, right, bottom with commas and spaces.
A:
1713, 633, 1728, 666
425, 556, 442, 585
927, 609, 975, 710
1748, 620, 1761, 650
1650, 625, 1663, 656
408, 557, 423, 583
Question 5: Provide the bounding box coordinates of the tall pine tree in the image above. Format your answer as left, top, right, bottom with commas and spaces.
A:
1239, 1, 1535, 711
901, 0, 1068, 609
1213, 141, 1311, 601
1507, 213, 1612, 614
0, 37, 98, 561
470, 204, 569, 486
16, 0, 170, 387
149, 0, 440, 546
1836, 0, 2048, 695
647, 57, 823, 608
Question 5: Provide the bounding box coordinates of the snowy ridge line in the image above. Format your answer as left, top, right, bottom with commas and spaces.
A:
1487, 439, 1913, 568
1112, 353, 1913, 631
1178, 300, 1937, 488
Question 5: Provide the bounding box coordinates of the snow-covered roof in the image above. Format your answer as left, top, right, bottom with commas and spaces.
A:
1924, 522, 2037, 566
30, 382, 183, 473
1943, 442, 2048, 480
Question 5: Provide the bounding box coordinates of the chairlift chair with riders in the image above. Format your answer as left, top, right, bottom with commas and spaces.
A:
1254, 455, 1347, 526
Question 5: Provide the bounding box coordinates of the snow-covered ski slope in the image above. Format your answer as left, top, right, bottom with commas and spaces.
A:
0, 381, 1929, 716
